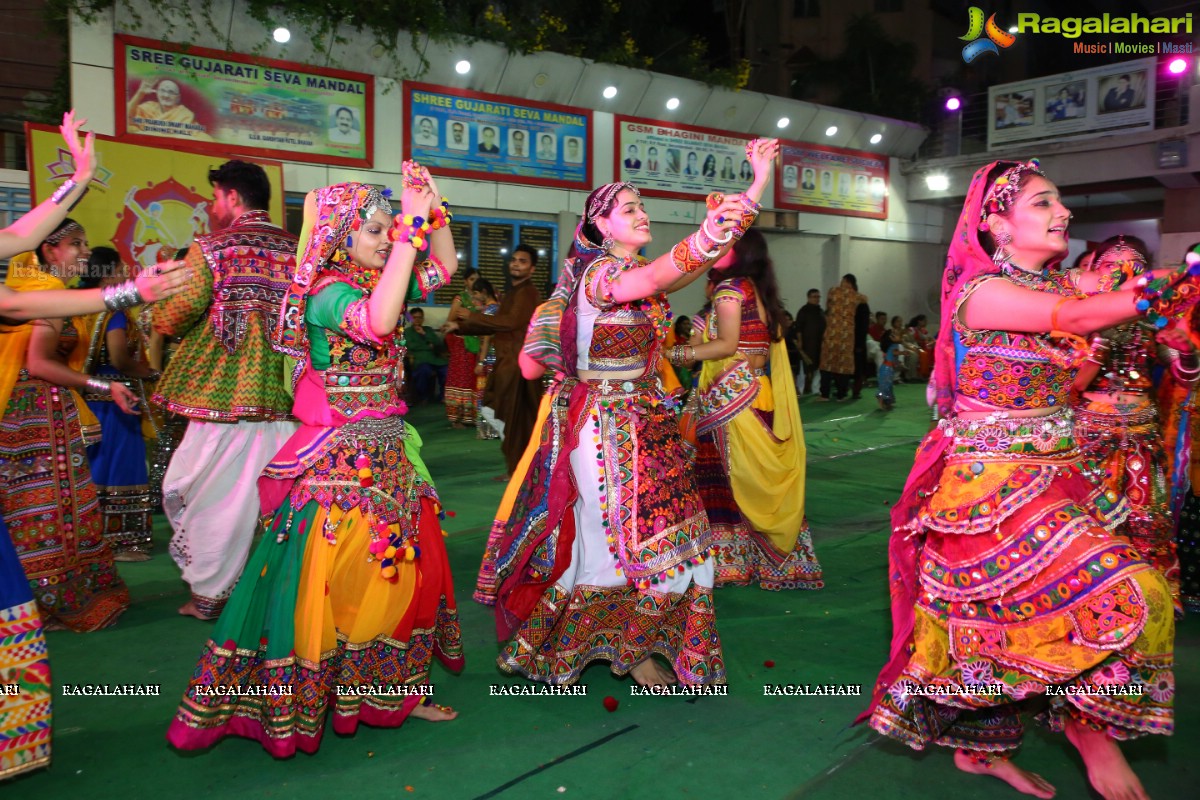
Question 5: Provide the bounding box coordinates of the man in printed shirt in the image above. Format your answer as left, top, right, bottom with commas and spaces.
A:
152, 161, 299, 620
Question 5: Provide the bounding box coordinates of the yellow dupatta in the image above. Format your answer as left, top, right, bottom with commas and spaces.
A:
696, 335, 807, 555
1, 252, 101, 435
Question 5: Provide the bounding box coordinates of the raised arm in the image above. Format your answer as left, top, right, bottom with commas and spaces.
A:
0, 112, 93, 257
609, 140, 779, 303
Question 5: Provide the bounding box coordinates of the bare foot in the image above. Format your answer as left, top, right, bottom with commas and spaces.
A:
630, 658, 678, 687
954, 749, 1056, 798
1064, 716, 1150, 800
410, 701, 457, 722
178, 601, 215, 620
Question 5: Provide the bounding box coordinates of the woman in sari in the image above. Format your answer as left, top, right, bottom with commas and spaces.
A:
487, 139, 777, 687
862, 159, 1186, 800
167, 167, 464, 757
686, 229, 822, 590
81, 247, 158, 561
444, 266, 480, 427
0, 220, 134, 633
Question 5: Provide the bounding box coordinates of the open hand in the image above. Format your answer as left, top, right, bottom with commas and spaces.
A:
136, 259, 188, 302
61, 110, 96, 184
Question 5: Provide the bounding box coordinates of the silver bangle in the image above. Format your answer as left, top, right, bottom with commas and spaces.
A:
102, 280, 143, 311
50, 178, 78, 205
702, 219, 734, 246
85, 377, 112, 395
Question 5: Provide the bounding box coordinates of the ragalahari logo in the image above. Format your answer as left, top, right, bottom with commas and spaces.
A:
960, 7, 1017, 63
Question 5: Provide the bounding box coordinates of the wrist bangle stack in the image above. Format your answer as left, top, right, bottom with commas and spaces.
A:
51, 178, 81, 205
85, 377, 112, 395
428, 198, 453, 231
390, 214, 432, 249
102, 280, 143, 311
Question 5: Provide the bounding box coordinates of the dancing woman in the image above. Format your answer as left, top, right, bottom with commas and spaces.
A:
1073, 237, 1196, 616
488, 139, 777, 687
681, 228, 822, 590
80, 247, 158, 561
168, 167, 464, 757
862, 160, 1183, 800
0, 114, 179, 781
0, 219, 135, 632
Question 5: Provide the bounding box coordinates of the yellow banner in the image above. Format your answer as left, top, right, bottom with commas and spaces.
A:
26, 123, 285, 268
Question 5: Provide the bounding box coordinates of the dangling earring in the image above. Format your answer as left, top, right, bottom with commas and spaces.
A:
601, 231, 615, 252
345, 235, 354, 249
992, 230, 1012, 267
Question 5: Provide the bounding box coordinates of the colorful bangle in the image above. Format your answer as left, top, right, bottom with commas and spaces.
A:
671, 230, 721, 275
428, 198, 453, 231
390, 214, 432, 249
85, 377, 112, 395
1135, 260, 1200, 328
702, 219, 733, 246
413, 255, 452, 295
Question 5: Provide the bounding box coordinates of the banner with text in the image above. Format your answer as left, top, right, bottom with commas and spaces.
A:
27, 123, 285, 270
116, 34, 372, 167
988, 57, 1155, 149
404, 82, 591, 190
615, 116, 752, 201
775, 143, 888, 220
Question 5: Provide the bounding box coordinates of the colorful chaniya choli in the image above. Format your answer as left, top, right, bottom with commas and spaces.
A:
168, 267, 463, 757
866, 273, 1174, 754
0, 317, 130, 632
1075, 321, 1183, 613
691, 277, 822, 590
0, 516, 51, 780
486, 253, 724, 685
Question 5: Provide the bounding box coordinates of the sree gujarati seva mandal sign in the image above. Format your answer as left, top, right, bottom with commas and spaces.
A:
115, 34, 373, 167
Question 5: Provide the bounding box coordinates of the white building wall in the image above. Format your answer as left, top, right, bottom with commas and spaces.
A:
57, 4, 949, 324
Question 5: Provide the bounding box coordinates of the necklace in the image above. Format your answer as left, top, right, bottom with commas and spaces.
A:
1001, 262, 1070, 294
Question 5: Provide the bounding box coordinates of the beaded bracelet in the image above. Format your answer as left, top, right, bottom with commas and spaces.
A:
85, 377, 112, 395
428, 198, 453, 231
390, 214, 432, 249
1134, 257, 1200, 328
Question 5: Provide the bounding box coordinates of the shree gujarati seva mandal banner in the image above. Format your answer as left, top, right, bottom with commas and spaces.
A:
115, 34, 373, 167
26, 123, 285, 270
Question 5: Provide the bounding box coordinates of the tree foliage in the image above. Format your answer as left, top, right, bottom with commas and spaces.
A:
793, 14, 932, 122
49, 0, 749, 90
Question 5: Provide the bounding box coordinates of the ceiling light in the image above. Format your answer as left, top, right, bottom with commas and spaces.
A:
925, 174, 949, 191
603, 86, 618, 99
945, 96, 962, 112
455, 60, 471, 75
825, 125, 837, 137
869, 133, 882, 144
1167, 58, 1187, 75
666, 97, 680, 110
273, 27, 290, 43
776, 117, 790, 128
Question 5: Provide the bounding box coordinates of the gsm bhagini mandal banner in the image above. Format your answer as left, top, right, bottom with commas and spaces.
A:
116, 34, 373, 167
